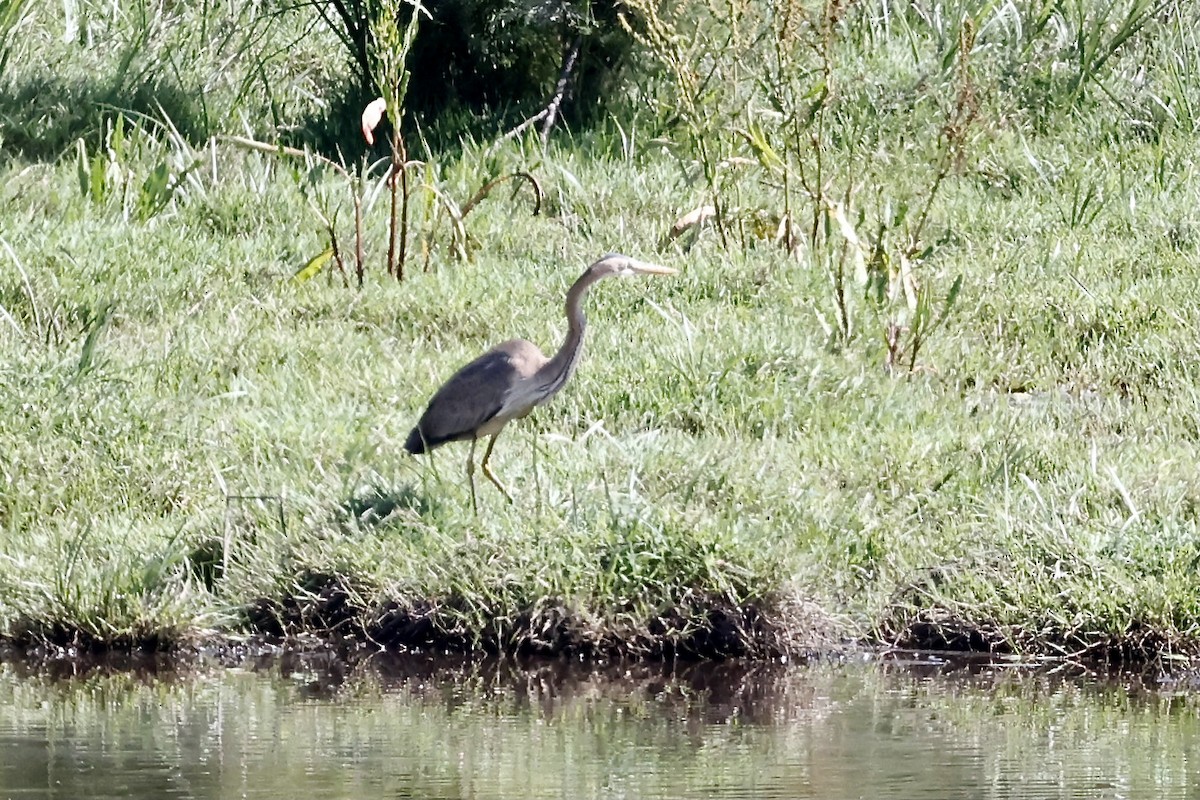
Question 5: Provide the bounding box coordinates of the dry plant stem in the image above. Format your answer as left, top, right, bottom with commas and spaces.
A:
908, 125, 961, 253
807, 0, 854, 248
354, 193, 365, 288
492, 34, 583, 152
491, 109, 550, 155
782, 159, 795, 255
220, 134, 347, 177
460, 172, 544, 219
327, 222, 349, 287
909, 23, 977, 254
415, 172, 541, 269
539, 35, 583, 146
698, 139, 729, 249
398, 134, 410, 279
899, 23, 977, 370
387, 126, 406, 281
834, 182, 855, 342
308, 203, 349, 287
835, 235, 849, 339
810, 133, 824, 248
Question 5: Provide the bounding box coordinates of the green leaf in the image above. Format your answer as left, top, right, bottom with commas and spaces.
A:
75, 139, 90, 199
940, 274, 964, 321
927, 274, 964, 336
109, 114, 126, 161
89, 155, 106, 204
137, 162, 172, 219
76, 302, 112, 377
940, 38, 959, 72
293, 246, 334, 284
75, 137, 107, 205
742, 122, 783, 170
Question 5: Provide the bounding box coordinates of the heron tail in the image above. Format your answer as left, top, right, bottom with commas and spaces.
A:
403, 426, 427, 454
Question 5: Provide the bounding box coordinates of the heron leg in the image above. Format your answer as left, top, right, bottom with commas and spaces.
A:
465, 437, 479, 514
480, 433, 514, 503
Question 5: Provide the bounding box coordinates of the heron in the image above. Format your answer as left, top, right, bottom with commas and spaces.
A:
404, 253, 677, 510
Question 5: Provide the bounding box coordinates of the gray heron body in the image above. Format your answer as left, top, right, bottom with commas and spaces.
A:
404, 253, 676, 509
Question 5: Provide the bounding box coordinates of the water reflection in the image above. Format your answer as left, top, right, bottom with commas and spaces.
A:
1, 649, 1198, 799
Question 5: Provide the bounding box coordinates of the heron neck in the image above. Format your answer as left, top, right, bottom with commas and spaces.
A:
536, 270, 598, 398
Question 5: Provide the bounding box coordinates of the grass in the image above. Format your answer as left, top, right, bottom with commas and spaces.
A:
2, 0, 1200, 663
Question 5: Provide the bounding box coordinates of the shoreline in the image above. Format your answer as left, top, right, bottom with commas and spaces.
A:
3, 586, 1195, 668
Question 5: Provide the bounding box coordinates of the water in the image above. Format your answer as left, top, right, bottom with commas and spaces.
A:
2, 650, 1199, 799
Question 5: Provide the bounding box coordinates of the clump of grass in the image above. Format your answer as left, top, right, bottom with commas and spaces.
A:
0, 517, 215, 650
622, 0, 978, 371
230, 477, 828, 658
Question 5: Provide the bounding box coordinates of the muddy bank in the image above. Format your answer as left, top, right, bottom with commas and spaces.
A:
4, 580, 1197, 668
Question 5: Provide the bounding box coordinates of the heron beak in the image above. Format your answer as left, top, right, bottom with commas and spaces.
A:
631, 261, 678, 276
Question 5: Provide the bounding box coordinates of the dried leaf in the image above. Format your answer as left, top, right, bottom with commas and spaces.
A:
361, 97, 387, 145
829, 201, 868, 284
670, 205, 716, 239
898, 251, 919, 311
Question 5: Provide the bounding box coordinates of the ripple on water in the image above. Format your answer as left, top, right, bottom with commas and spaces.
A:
0, 650, 1198, 800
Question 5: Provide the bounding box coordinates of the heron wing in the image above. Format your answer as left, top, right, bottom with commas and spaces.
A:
409, 344, 530, 450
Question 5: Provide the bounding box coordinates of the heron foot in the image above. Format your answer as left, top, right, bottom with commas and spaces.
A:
482, 462, 514, 504
480, 433, 514, 504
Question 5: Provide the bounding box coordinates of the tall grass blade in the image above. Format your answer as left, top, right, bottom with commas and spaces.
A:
75, 302, 112, 377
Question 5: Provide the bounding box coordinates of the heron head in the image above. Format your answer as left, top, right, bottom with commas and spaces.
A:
589, 253, 678, 280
